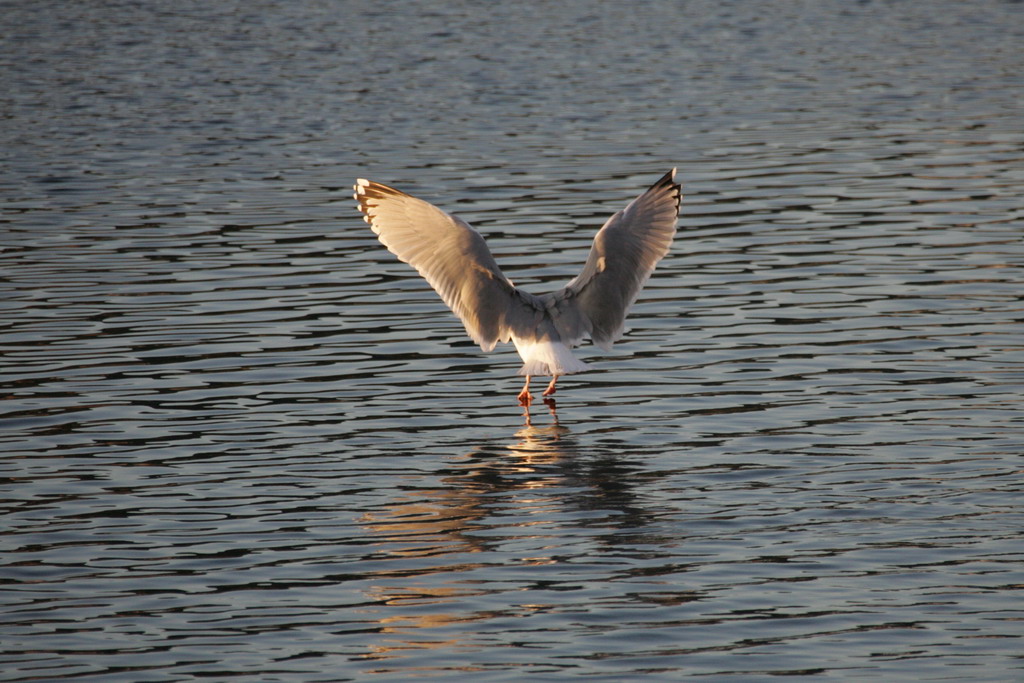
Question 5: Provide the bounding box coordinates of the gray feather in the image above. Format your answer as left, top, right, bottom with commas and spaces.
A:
354, 178, 543, 351
354, 169, 681, 358
551, 169, 681, 351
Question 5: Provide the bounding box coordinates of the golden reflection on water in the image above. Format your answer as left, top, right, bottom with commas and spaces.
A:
360, 403, 571, 553
357, 403, 574, 656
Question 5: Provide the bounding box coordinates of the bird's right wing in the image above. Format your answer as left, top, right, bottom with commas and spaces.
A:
355, 179, 542, 352
548, 169, 681, 351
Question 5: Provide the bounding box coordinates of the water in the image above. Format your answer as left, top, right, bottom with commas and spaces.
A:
2, 1, 1023, 680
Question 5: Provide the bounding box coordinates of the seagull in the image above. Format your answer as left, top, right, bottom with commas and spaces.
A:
354, 169, 681, 405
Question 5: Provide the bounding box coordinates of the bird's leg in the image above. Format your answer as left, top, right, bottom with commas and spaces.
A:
517, 376, 533, 406
542, 375, 559, 397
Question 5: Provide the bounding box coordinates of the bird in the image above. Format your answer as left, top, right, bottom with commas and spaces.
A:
354, 169, 681, 405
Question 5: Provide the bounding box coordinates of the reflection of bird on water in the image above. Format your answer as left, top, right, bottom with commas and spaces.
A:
522, 396, 559, 428
355, 170, 681, 405
357, 419, 661, 656
508, 406, 571, 467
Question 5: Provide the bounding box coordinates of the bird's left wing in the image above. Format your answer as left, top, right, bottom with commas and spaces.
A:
355, 179, 542, 352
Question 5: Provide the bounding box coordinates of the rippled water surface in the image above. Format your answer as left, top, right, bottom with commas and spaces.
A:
3, 1, 1023, 680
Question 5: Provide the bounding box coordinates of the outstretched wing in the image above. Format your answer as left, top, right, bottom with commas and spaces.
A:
546, 169, 681, 351
354, 179, 542, 352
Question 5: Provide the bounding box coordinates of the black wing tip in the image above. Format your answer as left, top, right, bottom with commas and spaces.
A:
353, 178, 414, 220
655, 167, 679, 189
353, 178, 405, 199
651, 168, 682, 211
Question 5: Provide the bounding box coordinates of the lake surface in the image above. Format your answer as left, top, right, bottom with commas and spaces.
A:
2, 1, 1023, 680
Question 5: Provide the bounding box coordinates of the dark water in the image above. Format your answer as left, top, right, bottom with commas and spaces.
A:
2, 1, 1023, 680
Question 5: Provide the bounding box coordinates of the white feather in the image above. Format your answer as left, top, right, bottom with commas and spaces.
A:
354, 170, 681, 378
